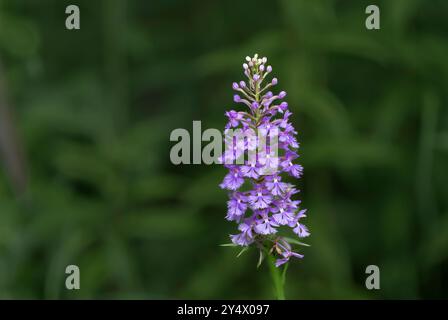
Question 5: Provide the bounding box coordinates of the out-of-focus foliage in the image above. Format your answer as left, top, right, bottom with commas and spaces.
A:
0, 0, 447, 299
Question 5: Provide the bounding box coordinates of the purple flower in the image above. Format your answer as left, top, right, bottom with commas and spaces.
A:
288, 210, 310, 238
281, 151, 303, 178
240, 162, 261, 179
270, 198, 296, 224
254, 211, 278, 235
282, 161, 303, 179
226, 192, 248, 221
278, 101, 288, 113
231, 219, 254, 246
220, 166, 244, 190
225, 110, 243, 128
275, 250, 304, 267
272, 208, 294, 226
248, 185, 272, 209
258, 121, 274, 136
264, 175, 288, 196
250, 102, 259, 111
293, 223, 309, 238
278, 123, 299, 148
221, 54, 309, 267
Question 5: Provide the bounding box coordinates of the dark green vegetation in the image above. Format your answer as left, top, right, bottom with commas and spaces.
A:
0, 0, 447, 299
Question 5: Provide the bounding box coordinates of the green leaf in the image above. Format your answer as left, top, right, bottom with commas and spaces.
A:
219, 243, 237, 247
283, 237, 311, 247
281, 263, 289, 287
256, 250, 265, 269
237, 247, 249, 258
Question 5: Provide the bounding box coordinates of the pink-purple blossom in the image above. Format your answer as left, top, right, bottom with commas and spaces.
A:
220, 54, 309, 267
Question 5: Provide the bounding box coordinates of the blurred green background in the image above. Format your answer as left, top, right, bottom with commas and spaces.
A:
0, 0, 447, 299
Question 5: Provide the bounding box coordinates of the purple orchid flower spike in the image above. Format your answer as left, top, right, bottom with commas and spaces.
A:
220, 54, 309, 295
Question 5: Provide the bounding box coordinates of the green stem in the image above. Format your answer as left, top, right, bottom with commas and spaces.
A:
266, 253, 286, 300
